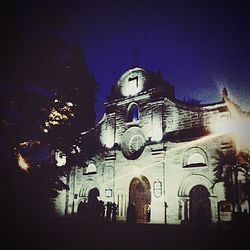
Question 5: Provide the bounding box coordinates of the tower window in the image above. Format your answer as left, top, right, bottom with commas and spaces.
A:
126, 76, 139, 96
127, 103, 139, 122
128, 76, 138, 87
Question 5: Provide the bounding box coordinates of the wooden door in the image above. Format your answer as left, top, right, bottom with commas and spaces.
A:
129, 176, 151, 222
190, 185, 211, 226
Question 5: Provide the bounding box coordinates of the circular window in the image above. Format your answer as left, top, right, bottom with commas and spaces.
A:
121, 127, 145, 160
129, 134, 144, 153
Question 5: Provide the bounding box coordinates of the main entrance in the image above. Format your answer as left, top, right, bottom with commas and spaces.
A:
129, 175, 151, 222
88, 188, 100, 203
88, 188, 100, 217
189, 185, 211, 226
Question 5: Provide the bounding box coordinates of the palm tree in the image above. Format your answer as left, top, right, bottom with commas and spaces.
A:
214, 149, 250, 213
213, 148, 237, 205
236, 152, 250, 212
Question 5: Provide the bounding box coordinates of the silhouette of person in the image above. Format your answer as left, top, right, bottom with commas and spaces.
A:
77, 199, 89, 221
106, 202, 112, 222
127, 203, 136, 224
98, 200, 105, 221
82, 199, 89, 221
112, 203, 117, 222
77, 200, 84, 219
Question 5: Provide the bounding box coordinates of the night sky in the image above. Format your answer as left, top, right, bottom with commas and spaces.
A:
6, 0, 250, 121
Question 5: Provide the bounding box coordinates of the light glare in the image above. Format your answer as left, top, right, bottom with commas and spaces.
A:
16, 152, 30, 172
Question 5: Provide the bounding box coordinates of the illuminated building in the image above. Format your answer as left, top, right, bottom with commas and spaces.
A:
54, 67, 250, 225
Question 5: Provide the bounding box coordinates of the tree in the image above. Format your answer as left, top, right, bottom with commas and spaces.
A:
1, 3, 97, 221
214, 148, 250, 213
213, 148, 237, 203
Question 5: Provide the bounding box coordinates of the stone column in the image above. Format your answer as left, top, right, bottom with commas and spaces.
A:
178, 197, 190, 224
209, 197, 218, 223
183, 197, 190, 222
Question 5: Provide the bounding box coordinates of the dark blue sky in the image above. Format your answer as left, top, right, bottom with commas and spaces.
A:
18, 1, 250, 121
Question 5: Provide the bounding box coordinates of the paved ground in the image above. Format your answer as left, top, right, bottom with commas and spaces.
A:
2, 217, 249, 250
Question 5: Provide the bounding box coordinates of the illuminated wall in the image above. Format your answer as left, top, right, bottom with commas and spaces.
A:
57, 67, 248, 225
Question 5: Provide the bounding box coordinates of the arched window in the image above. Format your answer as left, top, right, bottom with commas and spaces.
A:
187, 153, 206, 166
183, 148, 207, 168
85, 163, 97, 174
127, 103, 139, 122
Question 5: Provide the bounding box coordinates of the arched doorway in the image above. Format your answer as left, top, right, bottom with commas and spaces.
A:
129, 176, 151, 222
87, 188, 100, 218
88, 188, 100, 202
189, 185, 211, 226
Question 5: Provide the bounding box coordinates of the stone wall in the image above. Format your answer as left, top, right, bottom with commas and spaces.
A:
56, 67, 238, 225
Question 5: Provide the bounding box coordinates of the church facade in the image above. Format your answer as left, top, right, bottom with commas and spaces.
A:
54, 67, 249, 225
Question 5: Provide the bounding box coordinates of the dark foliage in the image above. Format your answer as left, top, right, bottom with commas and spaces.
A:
214, 149, 250, 210
1, 2, 97, 222
76, 128, 108, 165
213, 149, 237, 202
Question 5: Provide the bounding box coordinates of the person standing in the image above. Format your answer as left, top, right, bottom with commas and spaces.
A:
111, 203, 117, 222
106, 202, 112, 222
127, 203, 136, 224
